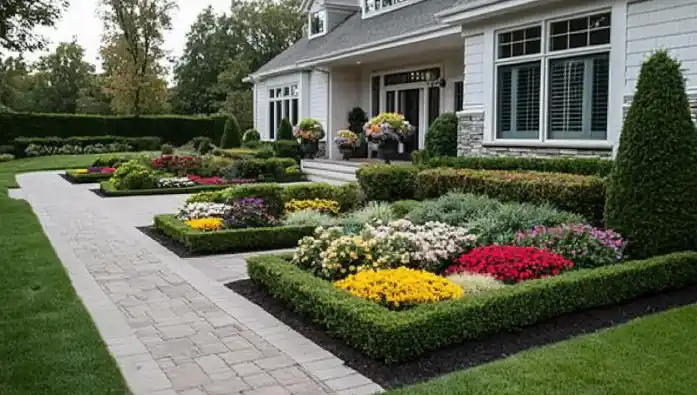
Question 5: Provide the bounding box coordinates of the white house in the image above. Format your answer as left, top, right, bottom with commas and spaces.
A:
247, 0, 697, 160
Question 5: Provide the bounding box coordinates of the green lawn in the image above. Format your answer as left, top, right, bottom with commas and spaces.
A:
388, 303, 697, 395
0, 155, 130, 394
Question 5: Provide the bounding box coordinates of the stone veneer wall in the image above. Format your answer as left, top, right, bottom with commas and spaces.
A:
457, 92, 697, 158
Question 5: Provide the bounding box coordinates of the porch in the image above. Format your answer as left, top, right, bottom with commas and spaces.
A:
318, 30, 465, 160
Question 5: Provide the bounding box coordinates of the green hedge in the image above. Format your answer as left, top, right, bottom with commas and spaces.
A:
415, 168, 605, 223
423, 155, 613, 176
247, 251, 697, 363
155, 215, 314, 254
0, 113, 226, 146
99, 180, 245, 197
14, 136, 162, 157
64, 171, 113, 184
356, 164, 418, 202
280, 182, 363, 212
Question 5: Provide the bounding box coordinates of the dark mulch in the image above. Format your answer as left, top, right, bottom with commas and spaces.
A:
137, 225, 199, 258
89, 188, 109, 197
227, 279, 697, 389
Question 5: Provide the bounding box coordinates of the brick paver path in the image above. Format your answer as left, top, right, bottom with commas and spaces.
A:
16, 172, 382, 395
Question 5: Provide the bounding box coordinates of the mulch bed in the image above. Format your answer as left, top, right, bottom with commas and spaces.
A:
227, 279, 697, 389
137, 225, 199, 258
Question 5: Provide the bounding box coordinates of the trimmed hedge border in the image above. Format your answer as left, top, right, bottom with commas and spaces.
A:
247, 251, 697, 364
154, 215, 314, 254
420, 155, 613, 176
64, 171, 113, 184
98, 177, 306, 197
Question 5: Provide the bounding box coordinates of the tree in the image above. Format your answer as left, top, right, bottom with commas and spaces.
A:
76, 74, 114, 114
278, 118, 293, 140
100, 0, 175, 115
605, 50, 697, 259
0, 56, 30, 109
29, 40, 95, 113
0, 0, 68, 52
220, 115, 241, 148
171, 6, 238, 115
425, 112, 458, 157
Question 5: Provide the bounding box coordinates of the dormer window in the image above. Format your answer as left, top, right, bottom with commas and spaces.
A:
363, 0, 412, 17
309, 10, 326, 38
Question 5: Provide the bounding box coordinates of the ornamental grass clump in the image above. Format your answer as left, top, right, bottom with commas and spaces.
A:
334, 267, 464, 310
284, 199, 340, 215
446, 245, 573, 284
445, 272, 507, 295
185, 217, 224, 231
515, 224, 626, 269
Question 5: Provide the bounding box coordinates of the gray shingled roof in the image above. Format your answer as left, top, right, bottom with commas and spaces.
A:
254, 0, 460, 76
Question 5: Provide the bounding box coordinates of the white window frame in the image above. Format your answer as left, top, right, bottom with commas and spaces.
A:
491, 8, 615, 146
308, 9, 327, 39
268, 83, 299, 140
361, 0, 423, 19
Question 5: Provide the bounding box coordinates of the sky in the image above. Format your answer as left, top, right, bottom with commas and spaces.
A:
16, 0, 233, 73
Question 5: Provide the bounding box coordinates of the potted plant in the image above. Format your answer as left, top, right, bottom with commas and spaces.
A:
293, 118, 325, 158
363, 112, 414, 164
348, 107, 368, 158
333, 130, 359, 160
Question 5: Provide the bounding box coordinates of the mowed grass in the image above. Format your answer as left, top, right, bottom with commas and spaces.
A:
387, 303, 697, 395
0, 155, 130, 394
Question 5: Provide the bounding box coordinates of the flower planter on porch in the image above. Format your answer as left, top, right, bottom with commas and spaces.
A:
377, 139, 399, 164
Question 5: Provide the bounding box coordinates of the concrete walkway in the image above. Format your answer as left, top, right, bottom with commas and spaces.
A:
15, 172, 382, 395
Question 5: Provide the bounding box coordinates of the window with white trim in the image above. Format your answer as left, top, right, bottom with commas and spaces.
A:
495, 11, 611, 141
363, 0, 410, 15
268, 84, 299, 140
309, 10, 325, 37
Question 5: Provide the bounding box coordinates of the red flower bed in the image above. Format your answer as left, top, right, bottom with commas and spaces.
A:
151, 155, 201, 174
445, 245, 573, 284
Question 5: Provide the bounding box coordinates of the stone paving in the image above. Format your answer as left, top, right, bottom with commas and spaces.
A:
15, 172, 382, 395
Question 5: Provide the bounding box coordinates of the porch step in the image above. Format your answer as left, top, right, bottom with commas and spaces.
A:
301, 159, 361, 182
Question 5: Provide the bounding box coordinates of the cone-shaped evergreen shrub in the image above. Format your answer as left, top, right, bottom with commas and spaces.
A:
278, 118, 293, 140
425, 112, 458, 157
220, 115, 241, 148
606, 50, 697, 259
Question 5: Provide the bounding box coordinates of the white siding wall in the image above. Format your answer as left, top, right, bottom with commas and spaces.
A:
625, 0, 697, 94
329, 69, 361, 159
253, 73, 303, 140
309, 70, 330, 139
462, 34, 485, 110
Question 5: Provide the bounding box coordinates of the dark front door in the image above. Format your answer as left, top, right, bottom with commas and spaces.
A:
398, 88, 420, 159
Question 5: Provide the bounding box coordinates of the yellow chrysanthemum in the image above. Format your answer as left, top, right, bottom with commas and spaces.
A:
185, 217, 223, 231
284, 199, 340, 215
334, 267, 463, 309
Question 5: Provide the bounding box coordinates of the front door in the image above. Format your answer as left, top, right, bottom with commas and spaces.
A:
399, 89, 420, 158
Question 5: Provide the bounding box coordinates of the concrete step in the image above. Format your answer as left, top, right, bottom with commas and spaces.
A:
302, 167, 357, 182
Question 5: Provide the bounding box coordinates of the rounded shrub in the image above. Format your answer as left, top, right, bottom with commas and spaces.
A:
161, 144, 174, 154
605, 51, 697, 259
273, 140, 302, 161
278, 118, 293, 140
220, 116, 241, 148
425, 112, 458, 157
242, 129, 261, 146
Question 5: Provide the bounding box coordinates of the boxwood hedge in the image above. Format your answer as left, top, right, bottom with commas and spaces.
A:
247, 251, 697, 363
64, 171, 113, 184
155, 215, 314, 254
421, 155, 613, 176
99, 180, 238, 197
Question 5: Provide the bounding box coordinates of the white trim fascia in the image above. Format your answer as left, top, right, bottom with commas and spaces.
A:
438, 0, 563, 25
297, 25, 461, 66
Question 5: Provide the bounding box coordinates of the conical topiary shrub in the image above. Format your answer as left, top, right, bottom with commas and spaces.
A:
605, 50, 697, 259
278, 118, 293, 140
220, 115, 241, 148
425, 112, 458, 157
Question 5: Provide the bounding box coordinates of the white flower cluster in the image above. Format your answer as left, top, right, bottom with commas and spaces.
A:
364, 219, 477, 271
176, 202, 232, 221
157, 177, 197, 189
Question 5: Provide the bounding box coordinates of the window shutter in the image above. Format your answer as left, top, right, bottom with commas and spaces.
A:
497, 62, 540, 139
515, 65, 541, 134
591, 56, 609, 135
548, 59, 585, 138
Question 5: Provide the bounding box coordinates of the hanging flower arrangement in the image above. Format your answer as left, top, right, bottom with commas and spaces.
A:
293, 118, 326, 142
363, 112, 414, 144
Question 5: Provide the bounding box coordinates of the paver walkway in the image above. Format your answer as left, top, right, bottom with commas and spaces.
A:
15, 172, 382, 395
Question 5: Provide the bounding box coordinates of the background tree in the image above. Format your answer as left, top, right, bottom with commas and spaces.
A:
0, 56, 30, 110
29, 40, 95, 113
0, 0, 68, 52
605, 50, 697, 259
76, 74, 114, 114
100, 0, 175, 115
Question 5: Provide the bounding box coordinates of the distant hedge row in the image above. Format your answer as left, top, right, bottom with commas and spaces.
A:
0, 113, 228, 146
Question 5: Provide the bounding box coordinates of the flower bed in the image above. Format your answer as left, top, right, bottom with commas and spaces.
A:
98, 179, 256, 197
154, 214, 315, 254
64, 167, 116, 183
247, 251, 697, 363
